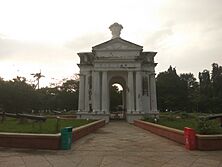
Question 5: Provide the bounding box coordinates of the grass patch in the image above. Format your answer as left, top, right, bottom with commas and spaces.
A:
158, 118, 197, 130
143, 112, 222, 135
0, 118, 94, 134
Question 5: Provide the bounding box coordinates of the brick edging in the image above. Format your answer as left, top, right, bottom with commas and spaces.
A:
134, 120, 184, 144
0, 119, 106, 150
134, 120, 222, 151
72, 119, 105, 141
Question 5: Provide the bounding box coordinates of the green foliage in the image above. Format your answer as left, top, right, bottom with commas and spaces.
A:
180, 73, 199, 112
144, 112, 222, 135
196, 117, 221, 135
0, 76, 36, 113
153, 112, 197, 130
0, 118, 94, 134
143, 115, 159, 123
156, 66, 188, 112
1, 62, 222, 115
157, 63, 222, 113
180, 112, 189, 119
0, 77, 79, 113
110, 85, 122, 111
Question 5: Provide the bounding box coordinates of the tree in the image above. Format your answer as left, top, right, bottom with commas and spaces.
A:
199, 70, 211, 96
156, 66, 187, 112
198, 70, 212, 112
110, 85, 122, 111
210, 63, 222, 113
35, 77, 80, 111
180, 73, 199, 112
211, 63, 222, 97
0, 76, 37, 113
0, 75, 79, 113
57, 79, 79, 110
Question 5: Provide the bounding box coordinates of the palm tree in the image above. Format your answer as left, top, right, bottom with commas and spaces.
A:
31, 70, 45, 89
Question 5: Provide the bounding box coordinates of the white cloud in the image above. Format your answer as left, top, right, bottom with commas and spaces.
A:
0, 0, 222, 83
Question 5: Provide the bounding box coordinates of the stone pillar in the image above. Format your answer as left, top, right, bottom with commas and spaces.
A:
92, 71, 95, 111
127, 71, 135, 113
84, 72, 90, 112
102, 71, 108, 113
150, 73, 157, 112
136, 71, 142, 112
92, 71, 101, 112
122, 90, 125, 110
78, 74, 85, 112
147, 75, 151, 112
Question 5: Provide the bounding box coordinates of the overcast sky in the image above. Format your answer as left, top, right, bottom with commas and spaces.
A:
0, 0, 221, 86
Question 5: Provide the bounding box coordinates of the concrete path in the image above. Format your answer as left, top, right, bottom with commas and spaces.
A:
0, 121, 222, 167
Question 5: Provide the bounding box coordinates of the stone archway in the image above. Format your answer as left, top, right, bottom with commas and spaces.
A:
108, 76, 127, 120
76, 23, 158, 123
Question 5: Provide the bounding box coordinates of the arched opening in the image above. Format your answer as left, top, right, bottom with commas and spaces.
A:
110, 83, 123, 111
109, 76, 126, 120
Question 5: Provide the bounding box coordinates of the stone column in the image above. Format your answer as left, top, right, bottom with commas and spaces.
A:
78, 74, 85, 112
122, 90, 125, 110
136, 71, 142, 112
150, 73, 157, 112
102, 71, 108, 113
127, 71, 135, 113
147, 75, 151, 112
92, 71, 95, 111
84, 72, 89, 112
92, 71, 101, 112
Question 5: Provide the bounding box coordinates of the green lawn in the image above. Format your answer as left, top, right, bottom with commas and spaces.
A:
0, 118, 94, 134
158, 118, 197, 130
144, 112, 222, 135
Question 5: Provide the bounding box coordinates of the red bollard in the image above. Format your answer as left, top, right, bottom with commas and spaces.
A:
184, 127, 196, 150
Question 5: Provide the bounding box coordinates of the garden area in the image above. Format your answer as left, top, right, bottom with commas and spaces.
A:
0, 117, 94, 134
143, 112, 222, 135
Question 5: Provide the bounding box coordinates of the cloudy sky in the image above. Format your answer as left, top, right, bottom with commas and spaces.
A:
0, 0, 221, 86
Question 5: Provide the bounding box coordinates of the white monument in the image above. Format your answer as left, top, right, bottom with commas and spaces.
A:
77, 23, 158, 123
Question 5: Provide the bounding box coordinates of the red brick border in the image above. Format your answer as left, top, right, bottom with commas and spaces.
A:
196, 134, 222, 150
0, 133, 60, 150
72, 119, 105, 142
0, 119, 105, 150
134, 120, 222, 151
134, 120, 184, 144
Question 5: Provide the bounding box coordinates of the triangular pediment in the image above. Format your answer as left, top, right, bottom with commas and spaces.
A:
92, 38, 143, 51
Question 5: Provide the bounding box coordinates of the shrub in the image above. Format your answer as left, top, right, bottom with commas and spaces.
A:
143, 115, 159, 123
196, 117, 220, 134
179, 112, 188, 119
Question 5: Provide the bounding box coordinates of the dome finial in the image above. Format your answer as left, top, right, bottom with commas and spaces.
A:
109, 23, 123, 39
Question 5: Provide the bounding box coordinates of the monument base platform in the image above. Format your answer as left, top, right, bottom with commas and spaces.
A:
76, 112, 159, 123
76, 113, 110, 123
126, 113, 145, 123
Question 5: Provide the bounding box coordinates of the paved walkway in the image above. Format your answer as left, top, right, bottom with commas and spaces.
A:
0, 121, 222, 167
